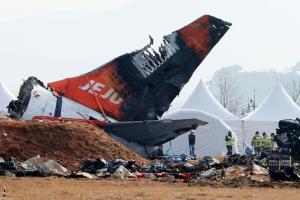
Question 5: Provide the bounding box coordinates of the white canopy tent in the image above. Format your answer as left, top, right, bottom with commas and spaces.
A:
180, 80, 238, 121
162, 109, 239, 156
0, 81, 15, 114
240, 82, 300, 148
244, 82, 300, 121
162, 81, 300, 155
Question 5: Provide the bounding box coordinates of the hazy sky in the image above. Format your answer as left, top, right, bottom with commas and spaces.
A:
1, 0, 300, 96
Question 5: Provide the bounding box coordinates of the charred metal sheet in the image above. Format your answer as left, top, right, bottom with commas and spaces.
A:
267, 119, 300, 180
103, 119, 207, 146
275, 119, 300, 160
47, 15, 231, 121
8, 77, 44, 118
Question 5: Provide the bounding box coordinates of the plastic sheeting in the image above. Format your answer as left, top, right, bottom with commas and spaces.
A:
45, 159, 69, 175
22, 156, 50, 173
162, 109, 239, 156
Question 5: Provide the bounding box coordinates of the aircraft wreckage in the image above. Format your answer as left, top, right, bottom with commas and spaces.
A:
8, 15, 231, 157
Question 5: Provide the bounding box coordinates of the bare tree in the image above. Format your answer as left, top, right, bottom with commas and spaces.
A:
285, 76, 300, 104
208, 66, 242, 116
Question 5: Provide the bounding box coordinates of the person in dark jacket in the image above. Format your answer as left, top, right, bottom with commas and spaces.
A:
188, 130, 196, 156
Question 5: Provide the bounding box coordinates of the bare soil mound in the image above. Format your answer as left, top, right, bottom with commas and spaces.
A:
0, 119, 147, 171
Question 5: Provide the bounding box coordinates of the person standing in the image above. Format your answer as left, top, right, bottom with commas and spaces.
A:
252, 131, 263, 154
225, 131, 235, 156
188, 130, 196, 156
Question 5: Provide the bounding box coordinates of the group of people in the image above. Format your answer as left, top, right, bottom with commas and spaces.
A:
224, 130, 274, 156
251, 131, 274, 154
188, 130, 236, 156
188, 129, 275, 157
225, 130, 274, 156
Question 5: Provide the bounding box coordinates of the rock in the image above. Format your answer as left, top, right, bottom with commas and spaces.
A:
251, 163, 268, 175
111, 165, 136, 179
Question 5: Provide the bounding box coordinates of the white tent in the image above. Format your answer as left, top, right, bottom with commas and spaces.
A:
162, 109, 239, 156
180, 80, 238, 121
0, 81, 15, 113
244, 82, 300, 121
240, 82, 300, 148
163, 82, 300, 155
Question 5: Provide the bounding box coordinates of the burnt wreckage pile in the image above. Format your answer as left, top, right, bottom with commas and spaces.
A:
267, 118, 300, 180
276, 118, 300, 158
2, 154, 299, 188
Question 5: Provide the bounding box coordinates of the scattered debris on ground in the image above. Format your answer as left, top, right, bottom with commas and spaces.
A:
1, 119, 300, 188
1, 153, 300, 188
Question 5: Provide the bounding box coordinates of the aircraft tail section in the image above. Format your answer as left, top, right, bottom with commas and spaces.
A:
49, 62, 126, 120
48, 15, 231, 121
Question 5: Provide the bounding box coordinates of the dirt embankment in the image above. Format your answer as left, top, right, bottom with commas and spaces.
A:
0, 119, 147, 171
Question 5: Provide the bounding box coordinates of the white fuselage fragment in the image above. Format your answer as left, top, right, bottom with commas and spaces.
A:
21, 84, 155, 157
22, 84, 112, 121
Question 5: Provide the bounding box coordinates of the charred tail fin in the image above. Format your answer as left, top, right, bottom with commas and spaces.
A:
48, 15, 231, 121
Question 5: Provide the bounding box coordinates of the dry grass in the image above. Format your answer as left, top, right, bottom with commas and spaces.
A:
1, 177, 300, 200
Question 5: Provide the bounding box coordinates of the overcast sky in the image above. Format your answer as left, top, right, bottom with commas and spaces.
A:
1, 0, 300, 96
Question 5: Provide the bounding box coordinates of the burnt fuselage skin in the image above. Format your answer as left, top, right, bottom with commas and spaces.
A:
48, 15, 231, 121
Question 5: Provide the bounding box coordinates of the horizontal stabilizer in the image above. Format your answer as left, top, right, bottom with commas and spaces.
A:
103, 119, 207, 146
